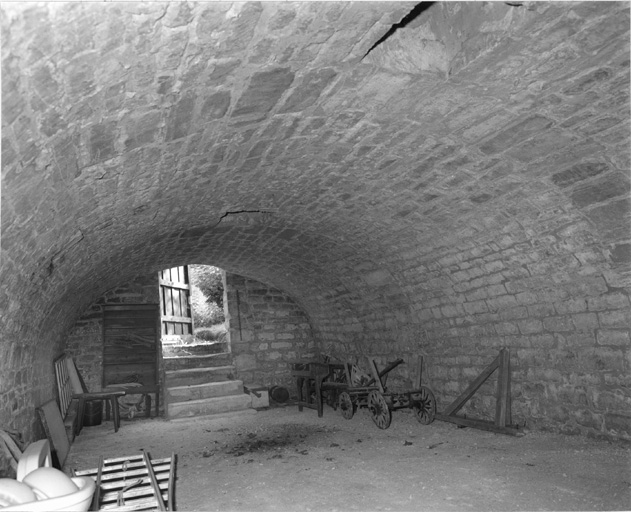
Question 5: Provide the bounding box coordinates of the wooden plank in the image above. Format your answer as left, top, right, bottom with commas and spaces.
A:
98, 466, 171, 486
495, 348, 510, 427
103, 328, 155, 335
435, 413, 523, 436
75, 460, 171, 476
100, 494, 169, 511
65, 357, 85, 394
54, 356, 73, 418
100, 481, 169, 501
168, 452, 175, 511
167, 287, 175, 318
103, 335, 156, 345
367, 359, 385, 393
174, 289, 181, 318
442, 353, 500, 417
144, 451, 166, 511
75, 457, 171, 475
162, 287, 170, 318
0, 430, 22, 466
102, 354, 156, 365
94, 456, 103, 512
0, 439, 18, 472
104, 318, 157, 328
103, 336, 156, 346
37, 400, 70, 467
506, 352, 512, 427
103, 305, 159, 312
158, 279, 190, 290
181, 288, 188, 317
160, 315, 193, 324
102, 365, 156, 376
103, 344, 156, 353
104, 309, 157, 318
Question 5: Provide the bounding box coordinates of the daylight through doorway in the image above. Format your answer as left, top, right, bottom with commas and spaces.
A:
159, 265, 230, 358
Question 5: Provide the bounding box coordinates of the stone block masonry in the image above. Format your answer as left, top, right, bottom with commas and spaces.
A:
1, 1, 630, 470
225, 273, 316, 392
407, 223, 631, 440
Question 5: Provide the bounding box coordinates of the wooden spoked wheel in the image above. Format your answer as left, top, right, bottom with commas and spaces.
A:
338, 391, 355, 420
412, 386, 436, 425
367, 390, 392, 429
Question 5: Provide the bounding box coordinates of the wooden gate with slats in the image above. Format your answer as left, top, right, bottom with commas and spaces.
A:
102, 304, 159, 389
159, 266, 194, 340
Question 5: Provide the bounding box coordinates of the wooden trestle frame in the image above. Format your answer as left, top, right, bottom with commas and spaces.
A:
435, 348, 522, 436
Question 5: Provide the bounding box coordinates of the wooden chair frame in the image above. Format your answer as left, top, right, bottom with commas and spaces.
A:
55, 355, 126, 434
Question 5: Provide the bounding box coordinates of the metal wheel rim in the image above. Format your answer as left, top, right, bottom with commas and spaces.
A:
412, 386, 436, 425
368, 391, 392, 429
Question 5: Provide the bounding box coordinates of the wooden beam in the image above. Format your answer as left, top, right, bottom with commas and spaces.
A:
435, 413, 523, 437
417, 355, 424, 389
160, 315, 193, 324
495, 348, 510, 427
158, 279, 190, 290
442, 353, 500, 416
367, 359, 385, 393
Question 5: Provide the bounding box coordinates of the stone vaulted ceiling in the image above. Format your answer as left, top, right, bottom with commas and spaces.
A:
1, 1, 630, 350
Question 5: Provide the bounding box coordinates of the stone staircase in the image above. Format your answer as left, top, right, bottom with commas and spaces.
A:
164, 353, 252, 419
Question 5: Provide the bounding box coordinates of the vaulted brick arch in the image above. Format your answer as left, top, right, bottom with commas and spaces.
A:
1, 1, 629, 450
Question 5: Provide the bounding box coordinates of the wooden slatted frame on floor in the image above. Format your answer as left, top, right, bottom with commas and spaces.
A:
74, 452, 176, 511
434, 348, 522, 436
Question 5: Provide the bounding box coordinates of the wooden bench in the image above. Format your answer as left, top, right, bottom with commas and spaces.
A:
54, 355, 126, 439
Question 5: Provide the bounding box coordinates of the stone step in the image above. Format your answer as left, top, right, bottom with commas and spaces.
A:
163, 353, 232, 371
162, 342, 229, 359
165, 366, 235, 387
167, 393, 252, 419
167, 380, 244, 404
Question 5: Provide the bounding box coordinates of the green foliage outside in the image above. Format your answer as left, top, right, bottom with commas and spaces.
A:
189, 265, 225, 329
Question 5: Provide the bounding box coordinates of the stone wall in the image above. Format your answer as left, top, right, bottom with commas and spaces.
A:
311, 217, 631, 441
1, 3, 629, 474
415, 211, 631, 440
226, 273, 316, 391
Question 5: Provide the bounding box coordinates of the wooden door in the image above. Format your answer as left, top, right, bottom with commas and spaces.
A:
102, 304, 159, 388
159, 265, 194, 339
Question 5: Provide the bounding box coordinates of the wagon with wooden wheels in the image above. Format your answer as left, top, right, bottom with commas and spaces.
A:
337, 356, 436, 430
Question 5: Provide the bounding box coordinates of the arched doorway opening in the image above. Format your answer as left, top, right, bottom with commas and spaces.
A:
159, 265, 230, 359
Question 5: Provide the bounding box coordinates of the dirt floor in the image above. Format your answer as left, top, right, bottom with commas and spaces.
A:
65, 404, 631, 512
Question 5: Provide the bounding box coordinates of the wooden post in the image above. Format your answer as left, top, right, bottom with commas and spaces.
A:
367, 359, 385, 393
495, 348, 511, 427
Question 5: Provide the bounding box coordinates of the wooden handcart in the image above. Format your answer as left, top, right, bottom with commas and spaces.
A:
73, 451, 176, 511
337, 356, 437, 429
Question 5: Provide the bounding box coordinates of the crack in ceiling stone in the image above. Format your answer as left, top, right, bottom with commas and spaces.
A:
212, 209, 278, 228
361, 2, 436, 61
